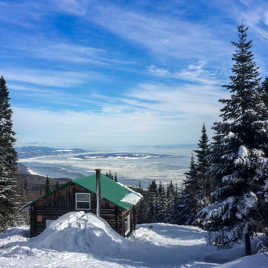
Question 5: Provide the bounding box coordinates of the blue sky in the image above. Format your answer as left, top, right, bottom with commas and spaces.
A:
2, 0, 268, 148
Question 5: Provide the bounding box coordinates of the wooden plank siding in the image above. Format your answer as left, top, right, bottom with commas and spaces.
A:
30, 182, 134, 237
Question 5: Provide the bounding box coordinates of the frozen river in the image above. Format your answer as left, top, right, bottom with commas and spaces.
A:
18, 145, 194, 188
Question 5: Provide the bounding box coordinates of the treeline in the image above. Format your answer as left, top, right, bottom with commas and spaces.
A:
136, 180, 180, 224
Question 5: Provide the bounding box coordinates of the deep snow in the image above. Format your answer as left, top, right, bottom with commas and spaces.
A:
0, 212, 267, 268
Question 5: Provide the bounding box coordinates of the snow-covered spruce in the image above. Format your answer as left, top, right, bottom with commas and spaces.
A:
197, 25, 268, 251
0, 76, 18, 231
175, 154, 200, 225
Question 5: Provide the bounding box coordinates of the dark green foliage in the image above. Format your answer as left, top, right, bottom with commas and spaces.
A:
262, 77, 268, 108
195, 124, 209, 175
154, 182, 167, 222
15, 178, 29, 226
174, 125, 210, 226
45, 176, 51, 195
206, 123, 225, 194
194, 124, 210, 203
166, 181, 174, 199
197, 25, 268, 249
0, 76, 17, 231
174, 155, 199, 225
136, 180, 178, 224
259, 77, 268, 155
147, 180, 157, 223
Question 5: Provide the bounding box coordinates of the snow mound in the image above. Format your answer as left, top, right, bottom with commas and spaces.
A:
238, 145, 248, 158
218, 253, 268, 268
2, 219, 267, 267
30, 211, 124, 256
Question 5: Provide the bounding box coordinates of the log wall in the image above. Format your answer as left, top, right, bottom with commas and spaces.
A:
30, 182, 132, 237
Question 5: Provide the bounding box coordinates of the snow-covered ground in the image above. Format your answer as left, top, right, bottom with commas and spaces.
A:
0, 212, 267, 268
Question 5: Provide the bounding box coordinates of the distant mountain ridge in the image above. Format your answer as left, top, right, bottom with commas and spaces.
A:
16, 163, 71, 202
16, 146, 87, 159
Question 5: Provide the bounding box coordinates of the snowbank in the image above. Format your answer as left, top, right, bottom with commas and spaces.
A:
30, 211, 123, 256
219, 253, 268, 268
1, 212, 268, 267
0, 226, 29, 248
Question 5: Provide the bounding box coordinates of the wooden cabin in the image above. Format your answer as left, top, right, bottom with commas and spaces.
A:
23, 171, 142, 237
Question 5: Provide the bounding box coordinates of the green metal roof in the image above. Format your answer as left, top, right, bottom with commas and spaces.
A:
73, 174, 139, 210
21, 174, 142, 211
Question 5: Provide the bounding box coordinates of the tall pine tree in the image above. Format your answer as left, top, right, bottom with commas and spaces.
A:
255, 77, 268, 231
197, 25, 268, 254
194, 123, 210, 205
0, 76, 17, 231
206, 122, 225, 198
174, 154, 199, 225
45, 176, 51, 195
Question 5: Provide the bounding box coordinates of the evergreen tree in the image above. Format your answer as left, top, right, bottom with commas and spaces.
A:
45, 176, 51, 195
205, 123, 225, 198
194, 124, 210, 205
174, 154, 199, 225
166, 181, 174, 199
259, 77, 268, 154
261, 77, 268, 110
0, 76, 17, 231
147, 180, 157, 222
256, 77, 268, 231
16, 178, 29, 226
197, 25, 268, 254
137, 196, 147, 224
136, 182, 148, 224
114, 173, 118, 182
23, 178, 28, 195
154, 182, 167, 222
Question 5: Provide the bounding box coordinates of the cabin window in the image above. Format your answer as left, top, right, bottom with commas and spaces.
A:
75, 193, 91, 210
124, 214, 131, 235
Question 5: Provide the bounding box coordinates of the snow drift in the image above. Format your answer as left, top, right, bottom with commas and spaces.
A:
1, 212, 268, 267
30, 211, 124, 256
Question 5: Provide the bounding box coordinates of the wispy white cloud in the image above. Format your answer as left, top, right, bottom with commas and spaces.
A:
55, 1, 231, 61
14, 41, 135, 66
12, 78, 227, 147
147, 65, 170, 77
125, 83, 225, 116
55, 0, 91, 16
13, 105, 211, 147
175, 62, 219, 85
25, 43, 106, 64
148, 61, 220, 85
207, 0, 268, 74
0, 2, 134, 69
13, 106, 186, 147
0, 1, 54, 28
1, 68, 107, 88
214, 0, 268, 40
